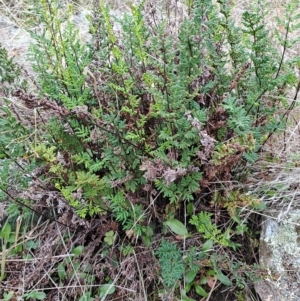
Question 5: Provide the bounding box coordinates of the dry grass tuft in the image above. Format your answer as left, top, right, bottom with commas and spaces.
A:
1, 0, 300, 300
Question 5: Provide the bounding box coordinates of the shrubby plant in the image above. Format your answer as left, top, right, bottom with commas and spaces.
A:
1, 0, 300, 299
24, 0, 297, 220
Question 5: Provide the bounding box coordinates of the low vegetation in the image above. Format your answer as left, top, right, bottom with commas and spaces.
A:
0, 0, 300, 300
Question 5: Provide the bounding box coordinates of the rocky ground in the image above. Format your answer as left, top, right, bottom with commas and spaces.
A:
1, 1, 300, 300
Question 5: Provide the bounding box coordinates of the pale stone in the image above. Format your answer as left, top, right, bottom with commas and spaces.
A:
255, 209, 300, 301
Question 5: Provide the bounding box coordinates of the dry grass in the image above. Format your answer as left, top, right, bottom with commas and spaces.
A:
230, 0, 300, 212
1, 0, 300, 300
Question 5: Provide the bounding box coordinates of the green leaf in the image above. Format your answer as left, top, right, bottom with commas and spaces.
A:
1, 223, 11, 240
194, 284, 208, 297
236, 223, 248, 235
144, 225, 154, 237
57, 264, 66, 280
217, 271, 232, 286
182, 297, 196, 301
72, 245, 84, 256
185, 282, 192, 293
185, 270, 197, 284
206, 269, 216, 276
23, 291, 46, 300
99, 284, 115, 298
202, 239, 214, 251
72, 262, 80, 272
26, 240, 40, 250
142, 235, 151, 247
0, 153, 8, 159
252, 201, 267, 210
79, 292, 94, 301
187, 202, 194, 215
164, 219, 188, 236
106, 230, 115, 237
104, 231, 116, 245
7, 233, 16, 243
230, 213, 241, 224
35, 292, 46, 300
3, 291, 14, 301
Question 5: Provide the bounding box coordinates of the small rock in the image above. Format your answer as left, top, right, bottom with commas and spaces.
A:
255, 209, 300, 301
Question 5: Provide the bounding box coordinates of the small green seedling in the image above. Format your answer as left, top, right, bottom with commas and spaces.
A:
104, 230, 116, 245
164, 218, 189, 238
99, 283, 115, 299
22, 291, 46, 300
0, 222, 11, 281
3, 291, 14, 301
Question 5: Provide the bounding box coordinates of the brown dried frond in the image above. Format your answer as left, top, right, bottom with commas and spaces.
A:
229, 62, 251, 91
110, 171, 133, 188
200, 139, 246, 189
206, 106, 228, 136
140, 158, 165, 182
197, 130, 217, 165
162, 166, 187, 185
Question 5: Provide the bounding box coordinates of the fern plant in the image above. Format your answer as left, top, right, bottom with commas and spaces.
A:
190, 211, 239, 249
28, 0, 93, 107
0, 44, 21, 90
14, 0, 299, 230
0, 45, 35, 206
156, 239, 185, 288
1, 0, 300, 299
